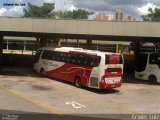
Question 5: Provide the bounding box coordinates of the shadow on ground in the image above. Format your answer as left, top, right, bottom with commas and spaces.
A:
0, 66, 39, 77
123, 73, 160, 86
0, 67, 159, 94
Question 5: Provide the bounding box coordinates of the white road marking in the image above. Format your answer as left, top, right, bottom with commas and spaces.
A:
66, 101, 86, 109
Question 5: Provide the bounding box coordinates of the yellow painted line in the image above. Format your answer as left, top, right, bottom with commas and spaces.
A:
30, 77, 140, 113
0, 85, 62, 115
0, 76, 140, 114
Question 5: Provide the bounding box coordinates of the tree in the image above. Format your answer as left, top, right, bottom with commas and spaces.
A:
24, 2, 55, 18
142, 7, 160, 21
72, 9, 94, 19
59, 9, 94, 19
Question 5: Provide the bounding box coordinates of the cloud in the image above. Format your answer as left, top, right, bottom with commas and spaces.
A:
106, 0, 145, 6
72, 0, 113, 11
0, 0, 25, 17
24, 0, 76, 11
25, 0, 45, 6
6, 6, 24, 17
70, 0, 160, 20
148, 0, 160, 6
46, 0, 77, 11
0, 6, 24, 17
0, 0, 160, 19
70, 0, 147, 18
0, 7, 7, 16
138, 3, 157, 15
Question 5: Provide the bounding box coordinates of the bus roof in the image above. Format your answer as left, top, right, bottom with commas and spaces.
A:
38, 47, 121, 56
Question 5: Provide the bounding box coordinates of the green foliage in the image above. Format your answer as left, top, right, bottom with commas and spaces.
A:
142, 7, 160, 21
61, 11, 73, 18
59, 9, 94, 19
72, 9, 93, 19
24, 3, 93, 19
24, 2, 55, 18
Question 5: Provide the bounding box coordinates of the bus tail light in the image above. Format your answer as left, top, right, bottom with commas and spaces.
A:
101, 75, 105, 82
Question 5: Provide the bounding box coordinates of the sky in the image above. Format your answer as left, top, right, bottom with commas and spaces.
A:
0, 0, 160, 20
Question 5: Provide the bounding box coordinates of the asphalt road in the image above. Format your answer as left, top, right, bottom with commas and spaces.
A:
0, 67, 160, 120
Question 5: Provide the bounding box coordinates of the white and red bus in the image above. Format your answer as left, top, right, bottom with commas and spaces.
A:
33, 47, 123, 89
135, 52, 160, 83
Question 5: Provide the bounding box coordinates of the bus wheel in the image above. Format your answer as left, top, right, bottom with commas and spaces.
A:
40, 68, 46, 77
75, 77, 82, 88
148, 75, 157, 84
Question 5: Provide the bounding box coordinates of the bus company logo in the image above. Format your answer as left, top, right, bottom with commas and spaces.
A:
42, 61, 48, 65
49, 62, 58, 67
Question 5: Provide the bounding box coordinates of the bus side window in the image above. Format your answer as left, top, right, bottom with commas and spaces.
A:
53, 52, 60, 61
71, 54, 76, 63
52, 52, 55, 60
77, 54, 87, 65
60, 53, 67, 62
41, 50, 48, 59
85, 56, 101, 67
69, 54, 78, 64
41, 50, 53, 60
86, 56, 92, 67
52, 51, 58, 61
77, 55, 81, 64
48, 51, 53, 60
93, 56, 101, 67
66, 54, 71, 63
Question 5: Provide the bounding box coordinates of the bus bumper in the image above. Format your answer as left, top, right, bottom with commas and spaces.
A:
99, 81, 122, 89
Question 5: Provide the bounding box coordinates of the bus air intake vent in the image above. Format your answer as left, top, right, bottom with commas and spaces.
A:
90, 77, 98, 87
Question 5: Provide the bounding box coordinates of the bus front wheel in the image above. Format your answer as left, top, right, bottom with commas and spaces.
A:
148, 75, 157, 84
75, 77, 82, 88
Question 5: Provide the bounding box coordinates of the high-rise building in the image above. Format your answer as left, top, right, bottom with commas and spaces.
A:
96, 13, 114, 21
126, 16, 135, 21
95, 10, 135, 21
108, 15, 114, 21
115, 9, 124, 21
96, 13, 108, 21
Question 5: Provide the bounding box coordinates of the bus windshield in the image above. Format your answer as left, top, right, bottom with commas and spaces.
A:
149, 53, 160, 67
34, 50, 42, 63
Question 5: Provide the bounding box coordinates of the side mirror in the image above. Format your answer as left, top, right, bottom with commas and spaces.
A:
32, 51, 36, 56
